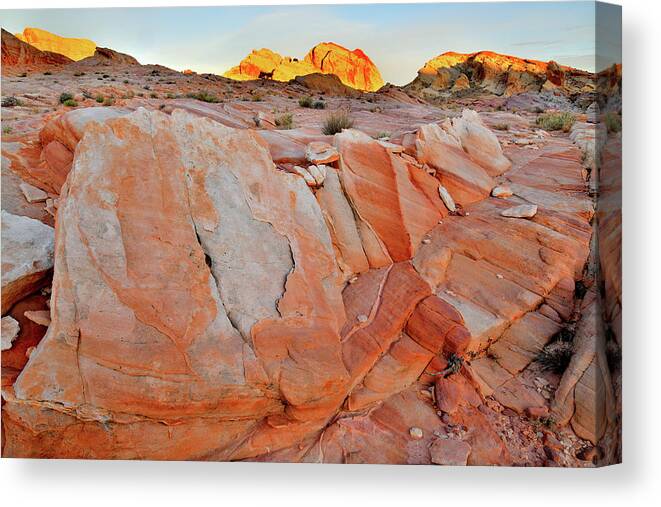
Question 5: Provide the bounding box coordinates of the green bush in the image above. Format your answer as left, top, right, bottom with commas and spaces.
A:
3, 126, 14, 134
605, 111, 622, 133
493, 123, 510, 131
275, 112, 294, 130
95, 95, 104, 103
312, 100, 326, 109
322, 110, 353, 135
298, 96, 313, 108
59, 92, 74, 104
536, 111, 575, 132
62, 99, 78, 107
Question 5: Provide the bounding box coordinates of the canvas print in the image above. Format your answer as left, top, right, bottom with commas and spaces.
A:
0, 1, 621, 466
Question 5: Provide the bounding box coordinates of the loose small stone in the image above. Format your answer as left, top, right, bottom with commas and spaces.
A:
409, 427, 424, 440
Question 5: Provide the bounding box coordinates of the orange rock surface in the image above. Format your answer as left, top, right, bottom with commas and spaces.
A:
15, 27, 96, 61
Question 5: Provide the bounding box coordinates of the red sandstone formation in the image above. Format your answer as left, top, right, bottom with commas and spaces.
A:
224, 42, 384, 92
1, 29, 73, 75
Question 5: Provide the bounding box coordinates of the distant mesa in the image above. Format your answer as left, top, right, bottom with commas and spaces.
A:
15, 27, 96, 61
407, 50, 593, 97
1, 28, 73, 74
224, 42, 384, 92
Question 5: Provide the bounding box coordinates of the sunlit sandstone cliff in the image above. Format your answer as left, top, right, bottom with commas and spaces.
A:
224, 42, 384, 92
408, 50, 594, 97
15, 27, 96, 61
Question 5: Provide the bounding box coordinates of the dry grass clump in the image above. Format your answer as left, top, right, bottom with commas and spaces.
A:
186, 91, 221, 103
536, 111, 575, 132
275, 112, 294, 130
322, 110, 353, 135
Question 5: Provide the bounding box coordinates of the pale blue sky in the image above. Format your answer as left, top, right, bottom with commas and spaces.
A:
2, 2, 605, 85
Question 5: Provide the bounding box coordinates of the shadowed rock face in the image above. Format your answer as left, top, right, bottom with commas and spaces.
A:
224, 42, 384, 92
15, 27, 96, 61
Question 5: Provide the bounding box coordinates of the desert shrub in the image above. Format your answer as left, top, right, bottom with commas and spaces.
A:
535, 341, 573, 374
18, 72, 27, 77
374, 131, 390, 139
275, 112, 294, 130
2, 96, 22, 107
536, 111, 575, 132
312, 100, 326, 109
95, 95, 104, 103
186, 91, 220, 103
298, 96, 313, 108
322, 110, 353, 135
605, 111, 622, 133
123, 79, 129, 84
143, 85, 151, 90
59, 92, 74, 104
102, 74, 110, 79
103, 97, 115, 106
3, 126, 13, 134
166, 93, 176, 99
62, 99, 78, 107
73, 71, 85, 77
493, 123, 510, 131
43, 71, 52, 75
251, 93, 263, 102
150, 92, 158, 99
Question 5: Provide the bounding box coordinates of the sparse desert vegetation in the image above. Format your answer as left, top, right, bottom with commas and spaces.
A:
322, 110, 354, 135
